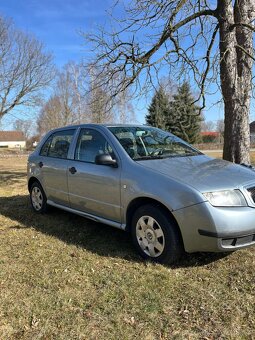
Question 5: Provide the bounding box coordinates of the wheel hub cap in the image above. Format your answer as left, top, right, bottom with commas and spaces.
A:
31, 187, 43, 210
136, 215, 165, 258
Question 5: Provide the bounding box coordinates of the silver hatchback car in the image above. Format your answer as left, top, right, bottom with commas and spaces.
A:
27, 124, 255, 264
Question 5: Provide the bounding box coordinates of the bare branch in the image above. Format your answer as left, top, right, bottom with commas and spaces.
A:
235, 44, 255, 61
230, 22, 255, 32
193, 24, 219, 113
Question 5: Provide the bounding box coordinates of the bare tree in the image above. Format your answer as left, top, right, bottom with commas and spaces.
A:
84, 63, 137, 124
201, 120, 215, 132
37, 59, 137, 131
54, 66, 78, 125
37, 62, 90, 135
0, 16, 54, 119
55, 62, 91, 124
216, 118, 224, 143
67, 62, 86, 124
85, 0, 255, 164
13, 119, 33, 140
114, 86, 136, 123
37, 95, 62, 135
86, 65, 115, 123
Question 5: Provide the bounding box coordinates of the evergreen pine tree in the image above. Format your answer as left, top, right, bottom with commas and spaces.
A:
165, 82, 201, 143
146, 85, 170, 129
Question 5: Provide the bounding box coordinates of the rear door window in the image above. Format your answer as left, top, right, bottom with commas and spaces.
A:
40, 129, 75, 159
40, 136, 52, 156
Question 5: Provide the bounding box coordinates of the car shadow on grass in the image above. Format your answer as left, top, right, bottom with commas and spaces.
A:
0, 194, 230, 268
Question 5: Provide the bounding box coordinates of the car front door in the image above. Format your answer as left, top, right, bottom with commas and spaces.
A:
67, 128, 121, 223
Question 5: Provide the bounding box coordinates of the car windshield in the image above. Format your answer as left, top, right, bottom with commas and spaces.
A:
108, 126, 202, 160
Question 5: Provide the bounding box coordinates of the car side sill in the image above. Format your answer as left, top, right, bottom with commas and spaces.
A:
47, 200, 126, 230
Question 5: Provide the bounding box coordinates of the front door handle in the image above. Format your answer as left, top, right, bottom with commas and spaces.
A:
38, 161, 43, 168
69, 166, 77, 175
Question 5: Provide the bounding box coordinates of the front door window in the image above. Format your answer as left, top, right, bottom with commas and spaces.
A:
74, 128, 112, 163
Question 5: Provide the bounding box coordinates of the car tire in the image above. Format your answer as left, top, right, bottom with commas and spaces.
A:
30, 181, 48, 213
131, 204, 184, 264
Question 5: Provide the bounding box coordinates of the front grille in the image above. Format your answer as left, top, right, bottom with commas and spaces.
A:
246, 186, 255, 203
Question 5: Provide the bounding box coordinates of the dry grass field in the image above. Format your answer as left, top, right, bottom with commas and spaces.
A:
204, 150, 255, 164
0, 153, 254, 339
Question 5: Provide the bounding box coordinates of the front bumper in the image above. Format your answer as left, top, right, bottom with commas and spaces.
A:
173, 202, 255, 253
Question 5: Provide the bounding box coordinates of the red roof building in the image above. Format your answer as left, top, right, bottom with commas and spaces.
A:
201, 131, 220, 137
0, 131, 26, 148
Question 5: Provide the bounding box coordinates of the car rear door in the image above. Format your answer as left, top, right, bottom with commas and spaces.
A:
67, 128, 122, 223
38, 129, 76, 206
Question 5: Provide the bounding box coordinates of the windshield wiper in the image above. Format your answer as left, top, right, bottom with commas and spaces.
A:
184, 151, 202, 156
134, 155, 164, 161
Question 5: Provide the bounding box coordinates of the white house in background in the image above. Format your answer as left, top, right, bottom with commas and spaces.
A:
0, 131, 26, 149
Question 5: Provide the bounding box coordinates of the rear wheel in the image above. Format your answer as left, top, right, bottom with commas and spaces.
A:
131, 204, 183, 264
30, 181, 48, 213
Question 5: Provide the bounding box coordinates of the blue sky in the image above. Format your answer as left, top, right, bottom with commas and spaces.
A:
1, 0, 251, 130
0, 0, 110, 66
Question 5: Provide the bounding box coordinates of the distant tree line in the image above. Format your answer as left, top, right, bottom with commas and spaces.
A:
37, 63, 136, 136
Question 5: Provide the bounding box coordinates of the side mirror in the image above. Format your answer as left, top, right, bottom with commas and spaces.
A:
95, 154, 118, 168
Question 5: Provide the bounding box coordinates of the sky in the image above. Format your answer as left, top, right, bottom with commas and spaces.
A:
0, 0, 252, 130
0, 0, 109, 66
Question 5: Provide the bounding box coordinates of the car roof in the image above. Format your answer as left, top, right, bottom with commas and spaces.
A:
47, 123, 151, 133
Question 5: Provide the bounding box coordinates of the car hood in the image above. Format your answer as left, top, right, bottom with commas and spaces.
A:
137, 155, 255, 192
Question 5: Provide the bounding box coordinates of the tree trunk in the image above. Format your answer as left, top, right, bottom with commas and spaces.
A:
218, 0, 254, 164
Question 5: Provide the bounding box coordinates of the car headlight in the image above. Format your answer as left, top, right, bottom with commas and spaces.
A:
203, 190, 247, 207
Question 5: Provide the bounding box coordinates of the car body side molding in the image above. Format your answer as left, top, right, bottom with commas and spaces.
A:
47, 200, 126, 230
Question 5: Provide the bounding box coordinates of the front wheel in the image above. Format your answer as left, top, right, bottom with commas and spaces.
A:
131, 204, 183, 264
30, 181, 48, 213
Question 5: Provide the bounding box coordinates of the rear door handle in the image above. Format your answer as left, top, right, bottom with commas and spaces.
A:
38, 161, 43, 168
69, 166, 77, 175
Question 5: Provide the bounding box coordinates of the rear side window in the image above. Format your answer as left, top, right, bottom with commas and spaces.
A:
40, 129, 75, 159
